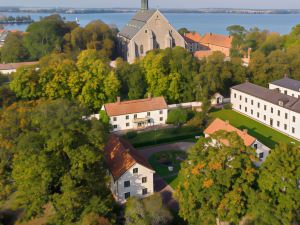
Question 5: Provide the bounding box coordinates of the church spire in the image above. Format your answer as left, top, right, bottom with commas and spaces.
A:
141, 0, 149, 10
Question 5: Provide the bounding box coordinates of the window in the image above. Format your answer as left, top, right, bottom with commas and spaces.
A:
126, 115, 129, 120
264, 115, 266, 121
257, 112, 260, 118
293, 116, 296, 122
284, 90, 287, 95
264, 105, 267, 110
259, 152, 264, 159
292, 127, 295, 133
124, 192, 130, 199
145, 30, 147, 33
254, 144, 258, 149
133, 168, 138, 174
257, 103, 260, 108
277, 121, 280, 127
271, 108, 273, 113
239, 105, 241, 110
251, 100, 253, 105
245, 107, 247, 112
134, 114, 137, 119
285, 113, 288, 119
126, 123, 130, 127
160, 117, 164, 121
124, 181, 130, 188
159, 110, 163, 114
142, 177, 147, 183
251, 109, 253, 115
240, 95, 242, 100
140, 45, 144, 54
142, 188, 148, 195
278, 110, 280, 116
245, 98, 248, 103
113, 117, 117, 121
113, 125, 117, 129
147, 112, 151, 116
234, 93, 237, 98
284, 124, 287, 130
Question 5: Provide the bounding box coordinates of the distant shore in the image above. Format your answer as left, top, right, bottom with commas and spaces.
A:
1, 7, 300, 15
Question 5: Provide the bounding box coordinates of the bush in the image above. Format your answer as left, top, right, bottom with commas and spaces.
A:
126, 131, 138, 139
166, 108, 188, 126
223, 103, 232, 110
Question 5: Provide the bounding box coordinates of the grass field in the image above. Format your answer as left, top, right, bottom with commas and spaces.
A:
125, 126, 202, 147
210, 109, 300, 148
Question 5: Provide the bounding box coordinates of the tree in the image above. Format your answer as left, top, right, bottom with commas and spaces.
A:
9, 99, 115, 223
247, 143, 300, 225
178, 27, 190, 36
0, 32, 29, 63
167, 108, 188, 126
176, 132, 258, 225
285, 24, 300, 48
227, 25, 247, 57
125, 194, 172, 225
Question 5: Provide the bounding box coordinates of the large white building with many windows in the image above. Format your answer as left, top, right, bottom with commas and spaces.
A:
231, 81, 300, 141
101, 96, 168, 132
104, 135, 155, 203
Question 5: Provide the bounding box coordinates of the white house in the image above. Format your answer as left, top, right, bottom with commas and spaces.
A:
0, 61, 39, 74
269, 77, 300, 98
231, 81, 300, 141
204, 118, 270, 163
104, 134, 155, 203
211, 93, 224, 105
101, 95, 168, 132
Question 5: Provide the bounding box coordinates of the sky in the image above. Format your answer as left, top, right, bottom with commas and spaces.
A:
1, 0, 300, 9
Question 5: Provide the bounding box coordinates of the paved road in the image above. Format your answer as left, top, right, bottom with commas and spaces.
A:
138, 142, 195, 210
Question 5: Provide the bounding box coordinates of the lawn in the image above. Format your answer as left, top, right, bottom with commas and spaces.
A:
148, 150, 186, 189
210, 109, 300, 148
125, 126, 202, 147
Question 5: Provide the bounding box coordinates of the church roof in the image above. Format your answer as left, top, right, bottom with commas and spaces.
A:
118, 9, 157, 40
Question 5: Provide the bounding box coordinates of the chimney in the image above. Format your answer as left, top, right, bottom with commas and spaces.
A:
148, 93, 152, 99
141, 0, 149, 10
225, 120, 229, 125
117, 96, 121, 103
243, 129, 248, 134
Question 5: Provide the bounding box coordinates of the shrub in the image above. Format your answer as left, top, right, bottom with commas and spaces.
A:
166, 108, 188, 126
223, 103, 232, 110
126, 131, 138, 139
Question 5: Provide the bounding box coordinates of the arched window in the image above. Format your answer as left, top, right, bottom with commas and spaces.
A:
140, 45, 144, 54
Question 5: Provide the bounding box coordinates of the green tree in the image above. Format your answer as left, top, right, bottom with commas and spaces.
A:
10, 99, 115, 223
125, 197, 148, 225
104, 71, 120, 103
176, 132, 258, 225
178, 27, 190, 36
285, 24, 300, 48
0, 32, 29, 63
167, 108, 188, 126
248, 143, 300, 225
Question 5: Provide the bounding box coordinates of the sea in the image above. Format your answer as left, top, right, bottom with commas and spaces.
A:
1, 12, 300, 34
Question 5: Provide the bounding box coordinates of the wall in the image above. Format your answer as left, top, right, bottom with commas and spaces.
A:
111, 163, 155, 203
231, 89, 300, 141
269, 83, 300, 98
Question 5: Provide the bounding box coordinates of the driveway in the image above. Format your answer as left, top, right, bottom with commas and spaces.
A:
138, 142, 195, 211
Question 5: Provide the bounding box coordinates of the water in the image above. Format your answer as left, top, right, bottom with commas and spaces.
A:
1, 12, 300, 34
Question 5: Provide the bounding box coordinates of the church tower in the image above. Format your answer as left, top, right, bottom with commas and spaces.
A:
141, 0, 149, 10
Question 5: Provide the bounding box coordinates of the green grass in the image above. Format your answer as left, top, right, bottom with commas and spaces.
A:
148, 150, 186, 189
210, 109, 300, 148
125, 126, 202, 147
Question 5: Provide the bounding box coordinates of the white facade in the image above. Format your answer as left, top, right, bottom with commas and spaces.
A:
211, 93, 224, 105
231, 89, 300, 141
104, 108, 168, 132
269, 83, 300, 98
110, 163, 155, 203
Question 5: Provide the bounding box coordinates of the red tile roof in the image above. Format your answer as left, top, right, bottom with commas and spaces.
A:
184, 32, 202, 43
200, 33, 233, 49
204, 118, 256, 147
104, 96, 168, 117
0, 61, 39, 70
104, 134, 154, 180
194, 50, 213, 59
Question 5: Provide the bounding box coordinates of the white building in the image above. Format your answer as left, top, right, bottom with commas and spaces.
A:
204, 118, 270, 163
211, 93, 224, 105
269, 77, 300, 98
101, 96, 168, 132
231, 82, 300, 141
0, 61, 39, 74
104, 135, 155, 203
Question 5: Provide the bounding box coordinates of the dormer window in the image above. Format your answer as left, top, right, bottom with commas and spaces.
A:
279, 101, 284, 106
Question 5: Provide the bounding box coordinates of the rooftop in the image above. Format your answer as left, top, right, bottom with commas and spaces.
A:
200, 33, 233, 48
270, 77, 300, 92
104, 96, 168, 117
104, 134, 153, 180
118, 9, 157, 40
184, 32, 202, 43
231, 82, 300, 114
204, 118, 256, 147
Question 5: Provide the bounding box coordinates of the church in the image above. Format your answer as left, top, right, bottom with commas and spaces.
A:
117, 0, 186, 63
